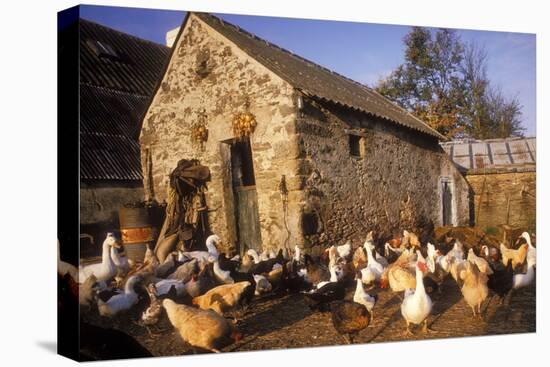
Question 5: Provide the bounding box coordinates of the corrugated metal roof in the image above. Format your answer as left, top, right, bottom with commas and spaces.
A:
440, 137, 536, 173
77, 19, 170, 181
192, 13, 445, 140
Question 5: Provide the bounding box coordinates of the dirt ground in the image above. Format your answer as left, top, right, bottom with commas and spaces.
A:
82, 275, 535, 357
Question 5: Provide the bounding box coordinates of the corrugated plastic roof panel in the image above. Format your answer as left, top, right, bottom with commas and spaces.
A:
440, 137, 536, 173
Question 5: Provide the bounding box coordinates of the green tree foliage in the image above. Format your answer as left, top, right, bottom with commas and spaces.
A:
376, 27, 524, 139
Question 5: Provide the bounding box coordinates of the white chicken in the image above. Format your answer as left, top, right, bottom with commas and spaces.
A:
400, 253, 432, 335
98, 275, 141, 317
79, 233, 118, 283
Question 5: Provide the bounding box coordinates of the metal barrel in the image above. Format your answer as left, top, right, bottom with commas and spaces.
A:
118, 207, 154, 262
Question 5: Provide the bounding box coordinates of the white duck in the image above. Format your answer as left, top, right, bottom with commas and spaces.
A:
294, 245, 302, 263
178, 234, 221, 265
57, 240, 78, 281
98, 275, 141, 317
353, 274, 377, 319
521, 232, 536, 268
211, 258, 234, 284
513, 253, 536, 289
361, 237, 385, 286
111, 245, 130, 276
155, 278, 187, 297
247, 249, 261, 264
400, 252, 432, 335
259, 250, 270, 262
79, 233, 118, 283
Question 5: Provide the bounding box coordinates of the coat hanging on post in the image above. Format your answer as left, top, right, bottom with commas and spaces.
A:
154, 159, 211, 262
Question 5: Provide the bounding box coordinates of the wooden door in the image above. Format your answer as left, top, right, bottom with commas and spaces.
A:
230, 138, 262, 254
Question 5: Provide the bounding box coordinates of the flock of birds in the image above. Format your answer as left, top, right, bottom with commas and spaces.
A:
57, 228, 536, 358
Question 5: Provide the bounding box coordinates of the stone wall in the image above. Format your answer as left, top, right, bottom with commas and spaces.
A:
80, 181, 144, 256
466, 170, 536, 230
294, 97, 470, 253
140, 14, 303, 253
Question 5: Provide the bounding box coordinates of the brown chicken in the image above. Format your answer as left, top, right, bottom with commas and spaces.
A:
192, 281, 254, 316
331, 300, 371, 344
163, 299, 240, 353
500, 243, 528, 270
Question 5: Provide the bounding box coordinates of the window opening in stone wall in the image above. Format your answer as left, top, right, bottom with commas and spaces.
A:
349, 134, 364, 158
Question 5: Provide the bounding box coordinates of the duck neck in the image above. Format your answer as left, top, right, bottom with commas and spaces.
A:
415, 266, 426, 295
365, 244, 375, 262
329, 266, 338, 282
125, 278, 137, 294
101, 241, 112, 266
355, 278, 365, 294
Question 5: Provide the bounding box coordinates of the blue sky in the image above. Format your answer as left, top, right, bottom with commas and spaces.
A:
79, 5, 536, 136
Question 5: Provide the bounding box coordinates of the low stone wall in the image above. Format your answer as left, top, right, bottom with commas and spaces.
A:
466, 169, 536, 231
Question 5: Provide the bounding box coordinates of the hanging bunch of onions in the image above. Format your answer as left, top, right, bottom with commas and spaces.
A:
190, 109, 209, 150
232, 111, 257, 140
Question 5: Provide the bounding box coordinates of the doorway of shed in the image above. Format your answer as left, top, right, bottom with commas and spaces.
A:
223, 137, 262, 255
440, 177, 456, 226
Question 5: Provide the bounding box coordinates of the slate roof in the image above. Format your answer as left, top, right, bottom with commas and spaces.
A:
440, 137, 536, 174
191, 12, 445, 140
78, 19, 170, 181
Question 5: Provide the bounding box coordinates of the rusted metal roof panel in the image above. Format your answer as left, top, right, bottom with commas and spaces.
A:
193, 13, 445, 140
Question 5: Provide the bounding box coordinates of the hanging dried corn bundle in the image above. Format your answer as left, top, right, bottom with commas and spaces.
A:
190, 108, 209, 151
232, 97, 257, 140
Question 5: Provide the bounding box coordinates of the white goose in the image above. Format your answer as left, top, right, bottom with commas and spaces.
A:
98, 275, 141, 317
400, 252, 432, 335
78, 233, 118, 283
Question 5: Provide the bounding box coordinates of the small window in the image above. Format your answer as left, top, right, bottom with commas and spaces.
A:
349, 134, 365, 158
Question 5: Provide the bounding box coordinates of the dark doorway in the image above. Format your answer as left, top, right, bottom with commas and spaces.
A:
442, 179, 453, 226
229, 138, 262, 254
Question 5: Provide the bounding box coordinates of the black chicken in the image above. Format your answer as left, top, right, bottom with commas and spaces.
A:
302, 281, 346, 311
487, 260, 515, 303
330, 301, 371, 344
281, 260, 310, 293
